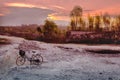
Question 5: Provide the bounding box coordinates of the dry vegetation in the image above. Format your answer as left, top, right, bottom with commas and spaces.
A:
0, 38, 11, 44
1, 25, 120, 44
0, 25, 40, 40
66, 31, 120, 44
0, 24, 66, 43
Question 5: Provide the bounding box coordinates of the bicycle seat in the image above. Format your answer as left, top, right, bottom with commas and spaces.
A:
19, 50, 25, 57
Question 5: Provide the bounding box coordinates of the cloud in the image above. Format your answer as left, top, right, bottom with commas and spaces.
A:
52, 5, 65, 10
0, 14, 4, 16
5, 3, 36, 8
47, 12, 70, 21
0, 2, 70, 26
0, 7, 55, 26
0, 0, 120, 26
88, 4, 120, 16
4, 2, 49, 9
0, 7, 10, 16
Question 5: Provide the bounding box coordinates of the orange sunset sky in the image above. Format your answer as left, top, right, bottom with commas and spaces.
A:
0, 0, 120, 26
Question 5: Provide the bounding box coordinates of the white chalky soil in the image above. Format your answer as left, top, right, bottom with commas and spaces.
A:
0, 35, 120, 80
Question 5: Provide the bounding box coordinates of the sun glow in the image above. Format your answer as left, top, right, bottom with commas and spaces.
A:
47, 13, 69, 21
47, 14, 58, 20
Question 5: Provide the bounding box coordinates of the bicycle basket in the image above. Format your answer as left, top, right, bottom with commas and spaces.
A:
19, 50, 25, 57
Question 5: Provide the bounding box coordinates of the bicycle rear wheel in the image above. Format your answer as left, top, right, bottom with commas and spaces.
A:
16, 56, 25, 66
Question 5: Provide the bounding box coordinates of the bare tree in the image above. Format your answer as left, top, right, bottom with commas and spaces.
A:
70, 6, 83, 30
116, 15, 120, 31
103, 13, 111, 31
88, 15, 94, 31
94, 15, 102, 32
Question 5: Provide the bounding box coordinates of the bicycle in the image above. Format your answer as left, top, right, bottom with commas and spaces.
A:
16, 50, 43, 66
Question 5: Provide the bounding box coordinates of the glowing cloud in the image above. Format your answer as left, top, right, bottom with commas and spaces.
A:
0, 13, 4, 16
5, 3, 36, 8
47, 14, 58, 20
4, 3, 48, 9
47, 13, 69, 21
52, 5, 65, 10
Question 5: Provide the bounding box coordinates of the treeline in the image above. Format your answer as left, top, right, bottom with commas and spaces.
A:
65, 6, 120, 44
0, 6, 120, 44
0, 22, 66, 43
68, 6, 120, 32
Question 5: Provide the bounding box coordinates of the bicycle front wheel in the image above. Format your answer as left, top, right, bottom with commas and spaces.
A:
32, 54, 43, 65
16, 56, 25, 66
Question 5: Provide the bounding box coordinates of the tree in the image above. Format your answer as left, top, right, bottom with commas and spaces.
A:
70, 6, 83, 30
103, 13, 111, 31
88, 15, 94, 31
43, 20, 58, 39
94, 15, 102, 32
78, 17, 85, 31
116, 15, 120, 31
37, 27, 42, 33
70, 20, 76, 30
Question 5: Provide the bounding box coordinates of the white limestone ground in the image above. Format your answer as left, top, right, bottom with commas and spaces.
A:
0, 35, 120, 80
